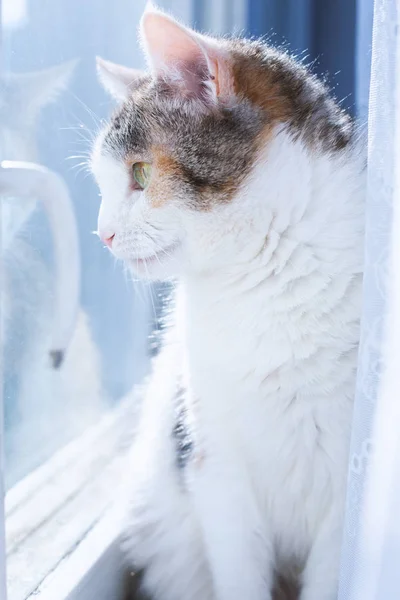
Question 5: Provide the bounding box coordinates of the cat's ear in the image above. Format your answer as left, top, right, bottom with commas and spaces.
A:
11, 60, 77, 114
96, 57, 146, 100
140, 6, 234, 106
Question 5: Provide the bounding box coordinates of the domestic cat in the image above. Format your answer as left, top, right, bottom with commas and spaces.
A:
92, 6, 365, 600
1, 62, 76, 335
1, 62, 103, 485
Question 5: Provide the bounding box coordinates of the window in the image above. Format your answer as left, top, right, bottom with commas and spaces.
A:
0, 2, 244, 598
1, 0, 155, 492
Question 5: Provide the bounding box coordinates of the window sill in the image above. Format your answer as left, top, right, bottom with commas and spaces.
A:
27, 509, 128, 600
6, 396, 139, 600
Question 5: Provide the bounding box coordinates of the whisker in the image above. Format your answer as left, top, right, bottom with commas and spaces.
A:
68, 163, 91, 178
145, 264, 157, 322
67, 90, 103, 129
69, 160, 89, 170
149, 283, 159, 324
63, 124, 96, 146
65, 155, 91, 163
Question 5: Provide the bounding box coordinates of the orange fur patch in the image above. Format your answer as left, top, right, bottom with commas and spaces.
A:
232, 52, 292, 122
147, 148, 182, 208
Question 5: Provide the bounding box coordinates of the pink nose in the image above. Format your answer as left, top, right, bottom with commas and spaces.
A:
101, 233, 115, 248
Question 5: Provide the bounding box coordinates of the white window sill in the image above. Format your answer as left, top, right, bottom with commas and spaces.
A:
28, 509, 128, 600
6, 397, 140, 600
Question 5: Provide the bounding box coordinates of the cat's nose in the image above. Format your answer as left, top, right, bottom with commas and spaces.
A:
100, 232, 115, 248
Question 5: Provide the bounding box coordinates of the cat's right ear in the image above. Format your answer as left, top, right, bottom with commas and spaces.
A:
140, 6, 235, 108
8, 60, 77, 115
96, 57, 145, 101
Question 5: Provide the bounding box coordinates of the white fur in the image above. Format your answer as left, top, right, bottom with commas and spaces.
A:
94, 124, 365, 600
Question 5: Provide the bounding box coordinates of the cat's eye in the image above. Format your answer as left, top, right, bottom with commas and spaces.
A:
132, 162, 152, 190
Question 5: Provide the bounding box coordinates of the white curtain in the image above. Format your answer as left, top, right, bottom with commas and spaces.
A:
339, 0, 400, 598
0, 0, 8, 594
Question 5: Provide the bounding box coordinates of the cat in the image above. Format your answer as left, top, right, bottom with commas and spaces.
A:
1, 62, 79, 341
92, 6, 365, 600
1, 62, 103, 486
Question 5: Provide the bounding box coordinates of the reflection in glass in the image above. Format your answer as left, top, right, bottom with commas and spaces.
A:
1, 0, 152, 490
1, 63, 104, 487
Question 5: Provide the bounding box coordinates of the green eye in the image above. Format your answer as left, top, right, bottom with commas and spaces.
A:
132, 162, 152, 189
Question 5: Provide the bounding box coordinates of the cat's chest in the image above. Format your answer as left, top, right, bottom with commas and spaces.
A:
183, 343, 352, 549
183, 273, 359, 406
182, 292, 355, 496
186, 291, 294, 383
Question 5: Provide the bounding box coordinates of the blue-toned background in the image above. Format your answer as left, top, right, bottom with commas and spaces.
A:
3, 0, 370, 403
2, 0, 373, 487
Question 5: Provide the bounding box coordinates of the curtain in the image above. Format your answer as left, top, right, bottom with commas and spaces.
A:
356, 0, 374, 124
339, 0, 400, 598
0, 4, 8, 599
0, 0, 8, 593
247, 0, 357, 115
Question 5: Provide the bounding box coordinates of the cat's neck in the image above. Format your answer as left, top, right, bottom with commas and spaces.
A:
178, 131, 365, 391
184, 128, 365, 298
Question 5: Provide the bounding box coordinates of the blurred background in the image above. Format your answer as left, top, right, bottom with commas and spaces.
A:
0, 0, 373, 489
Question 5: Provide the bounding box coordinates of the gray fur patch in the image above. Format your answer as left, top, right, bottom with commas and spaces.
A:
103, 75, 265, 208
228, 38, 353, 153
172, 386, 194, 472
100, 35, 354, 209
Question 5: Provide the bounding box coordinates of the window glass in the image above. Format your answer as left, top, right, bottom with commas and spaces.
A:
1, 0, 152, 489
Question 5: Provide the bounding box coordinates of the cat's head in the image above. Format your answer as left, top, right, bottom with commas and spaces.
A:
1, 61, 75, 251
92, 6, 352, 280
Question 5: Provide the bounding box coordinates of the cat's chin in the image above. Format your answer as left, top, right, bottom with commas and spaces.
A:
128, 242, 183, 281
